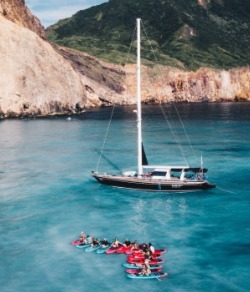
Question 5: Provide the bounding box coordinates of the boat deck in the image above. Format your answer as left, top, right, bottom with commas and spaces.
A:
97, 174, 204, 184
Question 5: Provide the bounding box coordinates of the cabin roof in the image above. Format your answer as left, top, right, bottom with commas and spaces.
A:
142, 165, 208, 172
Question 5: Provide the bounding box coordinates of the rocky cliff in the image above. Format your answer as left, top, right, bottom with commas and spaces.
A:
0, 0, 45, 38
0, 0, 249, 119
0, 14, 90, 118
0, 0, 132, 118
123, 65, 250, 103
58, 46, 250, 105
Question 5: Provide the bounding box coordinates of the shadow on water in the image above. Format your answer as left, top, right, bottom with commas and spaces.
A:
93, 149, 121, 172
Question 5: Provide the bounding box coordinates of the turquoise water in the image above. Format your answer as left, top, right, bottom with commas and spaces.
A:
0, 103, 249, 292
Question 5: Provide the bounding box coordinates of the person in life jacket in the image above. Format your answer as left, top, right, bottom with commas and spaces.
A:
112, 238, 121, 247
139, 259, 151, 276
123, 238, 132, 247
149, 242, 155, 254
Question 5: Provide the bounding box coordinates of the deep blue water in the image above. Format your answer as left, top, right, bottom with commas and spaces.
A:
0, 103, 249, 292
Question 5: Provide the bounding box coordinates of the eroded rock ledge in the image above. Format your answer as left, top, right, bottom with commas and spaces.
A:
55, 46, 250, 107
124, 65, 250, 104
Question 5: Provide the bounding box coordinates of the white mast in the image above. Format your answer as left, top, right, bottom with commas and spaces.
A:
137, 18, 143, 176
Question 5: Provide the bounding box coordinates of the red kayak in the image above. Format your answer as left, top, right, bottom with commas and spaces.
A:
125, 268, 162, 274
154, 249, 167, 254
71, 239, 83, 246
116, 245, 133, 254
106, 244, 123, 254
127, 255, 162, 261
126, 249, 140, 254
126, 248, 167, 255
127, 258, 165, 265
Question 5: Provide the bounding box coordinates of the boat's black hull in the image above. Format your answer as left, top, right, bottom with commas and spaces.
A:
92, 174, 216, 192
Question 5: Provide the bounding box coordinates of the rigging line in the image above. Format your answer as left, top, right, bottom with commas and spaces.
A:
95, 26, 136, 172
123, 25, 137, 170
124, 26, 137, 66
142, 21, 186, 163
159, 103, 189, 166
96, 105, 115, 172
173, 103, 199, 163
141, 20, 159, 62
142, 20, 191, 166
113, 26, 136, 96
162, 104, 190, 165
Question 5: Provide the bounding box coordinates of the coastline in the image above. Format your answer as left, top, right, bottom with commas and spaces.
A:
1, 100, 249, 120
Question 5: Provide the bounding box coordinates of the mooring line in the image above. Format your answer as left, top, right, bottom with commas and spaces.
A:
217, 187, 238, 195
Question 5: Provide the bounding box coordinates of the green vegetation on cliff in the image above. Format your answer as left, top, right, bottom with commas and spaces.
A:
46, 0, 250, 70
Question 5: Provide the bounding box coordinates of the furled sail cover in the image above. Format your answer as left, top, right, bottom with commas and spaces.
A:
142, 143, 148, 165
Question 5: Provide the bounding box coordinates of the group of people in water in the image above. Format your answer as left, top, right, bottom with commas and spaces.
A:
79, 232, 109, 248
111, 238, 154, 276
78, 232, 155, 276
111, 238, 140, 249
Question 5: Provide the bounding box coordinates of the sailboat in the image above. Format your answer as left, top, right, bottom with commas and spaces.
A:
92, 19, 216, 192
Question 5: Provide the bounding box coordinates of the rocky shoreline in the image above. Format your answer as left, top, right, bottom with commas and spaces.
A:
1, 100, 249, 120
0, 0, 249, 120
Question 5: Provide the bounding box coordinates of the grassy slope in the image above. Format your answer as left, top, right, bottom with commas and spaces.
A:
46, 0, 250, 70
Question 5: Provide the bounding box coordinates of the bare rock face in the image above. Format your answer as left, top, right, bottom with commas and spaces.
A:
0, 0, 249, 119
52, 46, 130, 108
52, 45, 250, 106
122, 65, 250, 104
0, 15, 86, 118
0, 0, 45, 38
